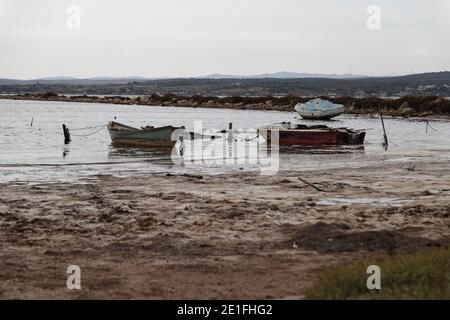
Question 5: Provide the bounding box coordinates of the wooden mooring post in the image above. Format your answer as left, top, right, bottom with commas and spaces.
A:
62, 124, 71, 144
379, 106, 388, 150
227, 122, 234, 142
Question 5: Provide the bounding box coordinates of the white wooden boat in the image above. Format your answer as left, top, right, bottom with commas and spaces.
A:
294, 99, 345, 120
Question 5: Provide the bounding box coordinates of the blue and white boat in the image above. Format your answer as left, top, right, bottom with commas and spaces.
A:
294, 98, 345, 120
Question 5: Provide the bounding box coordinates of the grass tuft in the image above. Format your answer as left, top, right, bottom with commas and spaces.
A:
305, 247, 450, 300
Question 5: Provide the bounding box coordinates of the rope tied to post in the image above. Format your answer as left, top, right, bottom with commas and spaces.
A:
61, 124, 107, 143
70, 125, 107, 137
69, 124, 107, 131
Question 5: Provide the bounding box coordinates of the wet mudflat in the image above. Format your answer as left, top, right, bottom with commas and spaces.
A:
0, 160, 449, 299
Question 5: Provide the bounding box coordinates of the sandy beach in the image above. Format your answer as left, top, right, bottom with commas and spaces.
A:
0, 159, 449, 299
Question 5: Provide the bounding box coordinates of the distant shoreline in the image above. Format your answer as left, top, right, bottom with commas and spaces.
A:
1, 93, 450, 119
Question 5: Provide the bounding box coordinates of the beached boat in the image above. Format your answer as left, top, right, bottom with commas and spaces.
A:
260, 122, 365, 146
294, 98, 345, 120
107, 121, 183, 148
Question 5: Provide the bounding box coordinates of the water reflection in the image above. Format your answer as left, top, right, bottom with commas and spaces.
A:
277, 144, 365, 155
108, 145, 175, 166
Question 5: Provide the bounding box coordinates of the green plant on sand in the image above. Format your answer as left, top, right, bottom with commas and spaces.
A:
305, 247, 450, 300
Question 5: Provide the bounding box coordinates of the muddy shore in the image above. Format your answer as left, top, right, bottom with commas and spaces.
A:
0, 160, 449, 299
2, 93, 450, 118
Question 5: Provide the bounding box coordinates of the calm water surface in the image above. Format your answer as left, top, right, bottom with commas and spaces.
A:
1, 99, 449, 183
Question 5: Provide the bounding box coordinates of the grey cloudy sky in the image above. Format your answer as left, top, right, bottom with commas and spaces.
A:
0, 0, 449, 79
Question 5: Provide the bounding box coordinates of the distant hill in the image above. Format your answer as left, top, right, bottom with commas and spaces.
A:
0, 71, 369, 86
88, 76, 150, 81
0, 79, 20, 85
0, 77, 156, 85
37, 77, 78, 81
382, 71, 450, 82
1, 72, 449, 97
203, 71, 369, 79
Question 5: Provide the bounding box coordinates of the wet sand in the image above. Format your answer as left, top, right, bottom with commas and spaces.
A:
0, 160, 449, 299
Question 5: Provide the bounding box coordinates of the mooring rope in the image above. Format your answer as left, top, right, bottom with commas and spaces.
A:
70, 125, 107, 137
70, 124, 107, 131
426, 121, 438, 133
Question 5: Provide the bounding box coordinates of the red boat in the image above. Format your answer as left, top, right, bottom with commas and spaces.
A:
260, 122, 366, 146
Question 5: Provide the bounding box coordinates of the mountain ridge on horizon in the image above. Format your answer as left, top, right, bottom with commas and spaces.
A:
1, 71, 370, 84
1, 71, 449, 96
202, 71, 369, 79
0, 71, 449, 86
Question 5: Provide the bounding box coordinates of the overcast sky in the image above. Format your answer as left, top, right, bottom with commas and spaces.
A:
0, 0, 449, 79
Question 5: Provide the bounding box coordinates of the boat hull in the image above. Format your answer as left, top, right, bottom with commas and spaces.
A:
294, 99, 345, 120
110, 138, 177, 148
262, 129, 365, 146
107, 121, 181, 148
296, 110, 345, 120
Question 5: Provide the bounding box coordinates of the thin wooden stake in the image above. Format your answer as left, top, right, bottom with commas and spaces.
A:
62, 124, 71, 144
379, 106, 388, 150
298, 177, 327, 192
227, 122, 234, 142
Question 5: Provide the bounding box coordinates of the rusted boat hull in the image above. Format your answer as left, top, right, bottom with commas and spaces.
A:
262, 129, 366, 146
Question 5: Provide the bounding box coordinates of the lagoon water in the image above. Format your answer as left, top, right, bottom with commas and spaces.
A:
1, 99, 449, 183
